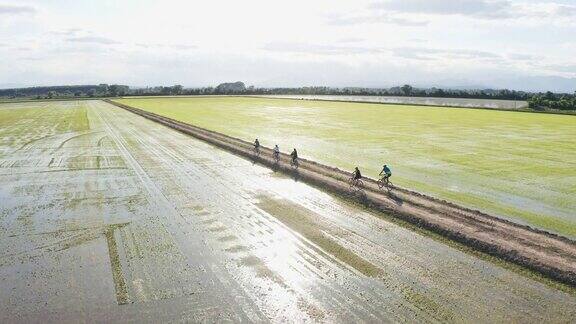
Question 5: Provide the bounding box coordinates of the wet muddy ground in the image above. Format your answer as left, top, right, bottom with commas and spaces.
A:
1, 100, 575, 322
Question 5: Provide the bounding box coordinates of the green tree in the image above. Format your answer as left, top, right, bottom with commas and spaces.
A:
401, 84, 413, 96
97, 84, 109, 96
109, 84, 129, 96
172, 85, 183, 95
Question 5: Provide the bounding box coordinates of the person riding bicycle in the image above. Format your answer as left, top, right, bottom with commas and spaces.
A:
254, 139, 260, 150
290, 148, 298, 163
353, 167, 362, 180
379, 164, 392, 180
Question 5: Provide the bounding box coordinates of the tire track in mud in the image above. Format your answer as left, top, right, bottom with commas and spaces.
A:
98, 102, 576, 322
104, 224, 130, 305
56, 130, 102, 149
92, 103, 265, 321
106, 99, 576, 287
102, 108, 330, 321
100, 105, 430, 321
94, 105, 183, 305
110, 112, 377, 321
3, 106, 137, 307
0, 101, 258, 321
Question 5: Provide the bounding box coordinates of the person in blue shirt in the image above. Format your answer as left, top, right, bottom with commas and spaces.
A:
380, 164, 392, 181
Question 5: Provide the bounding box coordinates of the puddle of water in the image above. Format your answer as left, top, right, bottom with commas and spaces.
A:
256, 194, 382, 278
238, 255, 287, 288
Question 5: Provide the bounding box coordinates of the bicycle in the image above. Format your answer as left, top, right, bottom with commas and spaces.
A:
273, 151, 280, 163
290, 158, 299, 169
348, 177, 364, 191
377, 175, 390, 189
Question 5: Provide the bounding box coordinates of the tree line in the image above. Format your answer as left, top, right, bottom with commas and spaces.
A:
0, 84, 130, 99
245, 85, 535, 101
1, 83, 574, 110
527, 91, 576, 111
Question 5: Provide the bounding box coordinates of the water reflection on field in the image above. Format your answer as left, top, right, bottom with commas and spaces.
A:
262, 95, 528, 109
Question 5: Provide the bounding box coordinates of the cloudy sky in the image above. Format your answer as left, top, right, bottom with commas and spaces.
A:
1, 0, 575, 91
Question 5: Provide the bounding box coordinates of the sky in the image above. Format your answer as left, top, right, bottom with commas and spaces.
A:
0, 0, 575, 92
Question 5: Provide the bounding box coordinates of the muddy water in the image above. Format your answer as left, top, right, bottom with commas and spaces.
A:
0, 100, 574, 322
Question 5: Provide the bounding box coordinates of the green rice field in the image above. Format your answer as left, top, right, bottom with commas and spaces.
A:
115, 97, 576, 237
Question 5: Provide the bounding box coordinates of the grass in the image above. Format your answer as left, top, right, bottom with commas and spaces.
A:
114, 97, 576, 237
0, 101, 89, 158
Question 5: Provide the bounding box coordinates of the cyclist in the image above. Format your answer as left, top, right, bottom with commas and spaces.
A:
290, 148, 298, 164
253, 139, 260, 154
349, 167, 362, 189
273, 144, 280, 160
379, 164, 392, 182
353, 167, 362, 180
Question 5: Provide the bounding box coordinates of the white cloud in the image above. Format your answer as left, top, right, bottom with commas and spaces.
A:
370, 0, 576, 21
372, 0, 514, 18
50, 28, 82, 36
545, 64, 576, 74
263, 42, 386, 55
136, 43, 196, 50
337, 37, 365, 44
327, 12, 429, 26
0, 4, 36, 15
392, 47, 502, 61
0, 0, 575, 92
66, 36, 119, 45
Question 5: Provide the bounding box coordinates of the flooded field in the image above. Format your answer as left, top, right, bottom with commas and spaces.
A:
1, 100, 574, 322
260, 95, 529, 109
115, 97, 576, 238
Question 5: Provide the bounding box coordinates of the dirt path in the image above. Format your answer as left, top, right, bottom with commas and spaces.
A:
107, 99, 576, 287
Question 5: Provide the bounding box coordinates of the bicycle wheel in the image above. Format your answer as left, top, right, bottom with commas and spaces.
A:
348, 177, 355, 188
386, 179, 392, 189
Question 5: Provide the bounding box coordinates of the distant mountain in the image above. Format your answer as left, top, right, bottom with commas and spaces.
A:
492, 76, 576, 93
215, 82, 246, 93
0, 83, 28, 90
427, 76, 575, 93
